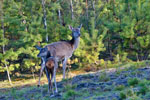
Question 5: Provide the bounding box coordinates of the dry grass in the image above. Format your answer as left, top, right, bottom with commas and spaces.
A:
0, 69, 86, 93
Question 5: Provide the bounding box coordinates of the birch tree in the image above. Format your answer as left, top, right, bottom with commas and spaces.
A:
41, 0, 48, 42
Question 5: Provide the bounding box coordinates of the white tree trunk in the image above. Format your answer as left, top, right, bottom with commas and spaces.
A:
70, 0, 74, 20
58, 9, 62, 25
41, 0, 48, 42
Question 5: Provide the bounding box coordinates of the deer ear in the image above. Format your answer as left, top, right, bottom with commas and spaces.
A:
78, 24, 82, 29
35, 45, 42, 50
68, 25, 73, 30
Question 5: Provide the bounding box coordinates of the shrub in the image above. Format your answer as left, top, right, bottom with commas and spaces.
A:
99, 72, 110, 82
120, 92, 126, 99
115, 85, 125, 91
63, 89, 79, 100
128, 78, 139, 86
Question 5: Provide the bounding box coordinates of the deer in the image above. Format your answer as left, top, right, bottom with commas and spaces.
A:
36, 56, 55, 96
36, 24, 82, 93
45, 57, 55, 94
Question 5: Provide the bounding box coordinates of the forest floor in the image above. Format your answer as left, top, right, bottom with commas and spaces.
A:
1, 66, 150, 100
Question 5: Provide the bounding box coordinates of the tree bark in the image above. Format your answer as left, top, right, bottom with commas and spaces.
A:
92, 0, 95, 28
112, 0, 116, 15
86, 0, 88, 19
41, 0, 48, 42
58, 9, 62, 25
70, 0, 74, 20
0, 0, 13, 86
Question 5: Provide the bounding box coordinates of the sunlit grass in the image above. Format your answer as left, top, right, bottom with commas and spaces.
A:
0, 69, 86, 90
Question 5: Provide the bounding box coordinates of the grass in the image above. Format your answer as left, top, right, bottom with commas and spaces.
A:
1, 76, 150, 100
0, 69, 86, 89
1, 61, 150, 100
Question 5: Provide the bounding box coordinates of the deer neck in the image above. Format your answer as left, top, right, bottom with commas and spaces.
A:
71, 37, 80, 50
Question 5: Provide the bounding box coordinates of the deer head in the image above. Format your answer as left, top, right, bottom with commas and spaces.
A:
35, 46, 48, 57
69, 24, 82, 39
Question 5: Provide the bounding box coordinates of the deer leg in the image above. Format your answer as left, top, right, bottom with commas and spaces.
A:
53, 60, 58, 93
45, 67, 50, 93
38, 58, 46, 87
62, 58, 68, 79
50, 70, 54, 95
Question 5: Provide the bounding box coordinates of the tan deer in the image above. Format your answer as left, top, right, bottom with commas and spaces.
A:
36, 24, 82, 93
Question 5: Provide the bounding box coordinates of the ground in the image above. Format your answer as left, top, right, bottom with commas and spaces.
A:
1, 66, 150, 100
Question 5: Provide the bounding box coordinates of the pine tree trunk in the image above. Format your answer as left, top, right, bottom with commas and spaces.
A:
0, 0, 13, 86
41, 0, 48, 42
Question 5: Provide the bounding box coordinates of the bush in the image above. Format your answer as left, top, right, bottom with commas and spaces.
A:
99, 72, 110, 82
120, 92, 126, 99
115, 85, 125, 91
63, 89, 79, 100
128, 78, 139, 86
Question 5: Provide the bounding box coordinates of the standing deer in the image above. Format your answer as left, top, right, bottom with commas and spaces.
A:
37, 56, 55, 95
45, 57, 55, 94
36, 24, 82, 93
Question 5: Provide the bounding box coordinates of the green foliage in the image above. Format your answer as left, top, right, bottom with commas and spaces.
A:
115, 85, 125, 91
128, 78, 139, 86
137, 79, 150, 95
120, 92, 126, 99
99, 72, 110, 82
63, 89, 79, 100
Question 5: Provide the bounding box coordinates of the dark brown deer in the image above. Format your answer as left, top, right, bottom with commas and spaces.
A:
36, 24, 82, 93
37, 57, 55, 95
45, 57, 55, 94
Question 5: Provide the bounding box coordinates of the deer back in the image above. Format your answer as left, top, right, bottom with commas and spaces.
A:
46, 41, 74, 60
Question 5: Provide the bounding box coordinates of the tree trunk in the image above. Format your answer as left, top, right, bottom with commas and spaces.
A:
31, 66, 35, 80
58, 9, 62, 25
0, 0, 13, 86
112, 0, 116, 15
86, 0, 88, 28
70, 0, 74, 20
86, 0, 88, 19
5, 61, 13, 86
41, 0, 48, 42
92, 0, 95, 28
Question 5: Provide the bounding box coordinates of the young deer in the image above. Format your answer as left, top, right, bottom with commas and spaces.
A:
37, 57, 55, 95
36, 24, 82, 93
45, 57, 55, 94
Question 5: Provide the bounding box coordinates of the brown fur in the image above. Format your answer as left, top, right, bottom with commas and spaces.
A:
45, 41, 75, 61
45, 57, 54, 94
